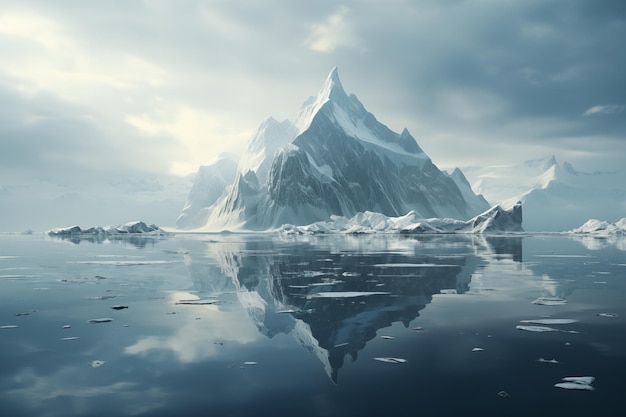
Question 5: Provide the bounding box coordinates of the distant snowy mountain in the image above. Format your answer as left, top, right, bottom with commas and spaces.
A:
462, 156, 626, 232
569, 218, 626, 235
279, 201, 522, 234
48, 221, 168, 236
179, 68, 490, 231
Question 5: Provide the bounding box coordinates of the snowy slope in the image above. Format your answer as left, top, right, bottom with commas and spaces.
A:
184, 68, 490, 231
176, 153, 238, 229
462, 156, 626, 232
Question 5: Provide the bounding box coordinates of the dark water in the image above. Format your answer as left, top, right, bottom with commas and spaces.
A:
1, 233, 625, 417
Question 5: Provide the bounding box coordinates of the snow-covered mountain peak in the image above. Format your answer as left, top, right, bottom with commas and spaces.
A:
294, 67, 349, 133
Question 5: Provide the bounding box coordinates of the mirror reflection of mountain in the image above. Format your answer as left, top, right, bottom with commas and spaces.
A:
182, 234, 522, 383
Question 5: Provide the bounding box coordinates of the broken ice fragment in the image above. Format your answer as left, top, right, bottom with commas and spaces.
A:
380, 335, 394, 340
175, 299, 221, 305
554, 383, 595, 390
520, 319, 578, 325
562, 376, 595, 385
62, 325, 71, 329
597, 313, 618, 318
242, 362, 258, 366
532, 296, 567, 306
89, 360, 106, 368
440, 289, 457, 294
554, 376, 595, 390
537, 357, 557, 363
373, 357, 407, 363
60, 337, 80, 341
472, 347, 484, 352
307, 291, 391, 299
516, 325, 578, 334
87, 318, 113, 323
0, 325, 18, 329
516, 325, 560, 332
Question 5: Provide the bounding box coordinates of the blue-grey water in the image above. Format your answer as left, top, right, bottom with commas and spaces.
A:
1, 233, 624, 417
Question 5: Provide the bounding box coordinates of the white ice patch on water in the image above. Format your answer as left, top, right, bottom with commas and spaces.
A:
532, 296, 567, 306
373, 357, 407, 363
520, 319, 578, 325
61, 337, 80, 341
0, 325, 18, 329
537, 358, 560, 364
87, 318, 113, 323
472, 347, 485, 352
598, 313, 618, 318
554, 376, 595, 390
307, 291, 391, 299
516, 325, 579, 334
374, 263, 457, 268
89, 360, 106, 368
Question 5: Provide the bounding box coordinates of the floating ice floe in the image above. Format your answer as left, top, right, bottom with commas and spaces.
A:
597, 313, 618, 318
62, 325, 71, 329
440, 289, 458, 294
537, 358, 560, 364
472, 347, 484, 352
532, 296, 568, 306
60, 337, 80, 341
520, 319, 579, 325
276, 309, 299, 314
242, 362, 258, 366
554, 376, 595, 391
307, 291, 391, 299
373, 357, 407, 364
516, 325, 579, 334
175, 299, 222, 305
374, 263, 457, 268
87, 318, 113, 324
380, 335, 394, 340
0, 325, 18, 329
87, 295, 117, 300
89, 360, 106, 368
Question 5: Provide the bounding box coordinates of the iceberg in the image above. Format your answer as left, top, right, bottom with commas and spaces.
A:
179, 68, 493, 232
569, 218, 626, 235
280, 201, 523, 234
48, 221, 168, 237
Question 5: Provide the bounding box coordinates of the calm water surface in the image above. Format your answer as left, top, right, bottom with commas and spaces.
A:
0, 233, 624, 417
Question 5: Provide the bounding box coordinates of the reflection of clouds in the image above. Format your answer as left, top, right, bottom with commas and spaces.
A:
4, 367, 166, 416
124, 291, 260, 363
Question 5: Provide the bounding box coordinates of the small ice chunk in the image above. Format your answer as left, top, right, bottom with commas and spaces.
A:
562, 376, 595, 385
60, 337, 80, 341
440, 289, 458, 294
175, 299, 220, 305
242, 361, 257, 366
308, 291, 391, 299
87, 295, 117, 300
89, 360, 106, 368
380, 335, 394, 340
373, 357, 407, 363
276, 309, 299, 314
537, 358, 560, 364
87, 318, 113, 323
516, 325, 560, 332
62, 325, 71, 329
554, 376, 595, 390
532, 296, 567, 306
520, 319, 578, 325
412, 326, 424, 331
0, 325, 18, 329
598, 313, 618, 318
472, 347, 484, 352
555, 382, 595, 390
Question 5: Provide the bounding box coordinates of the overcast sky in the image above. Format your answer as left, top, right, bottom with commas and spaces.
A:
1, 0, 625, 231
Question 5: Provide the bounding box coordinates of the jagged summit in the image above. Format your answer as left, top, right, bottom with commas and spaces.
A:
178, 68, 493, 231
